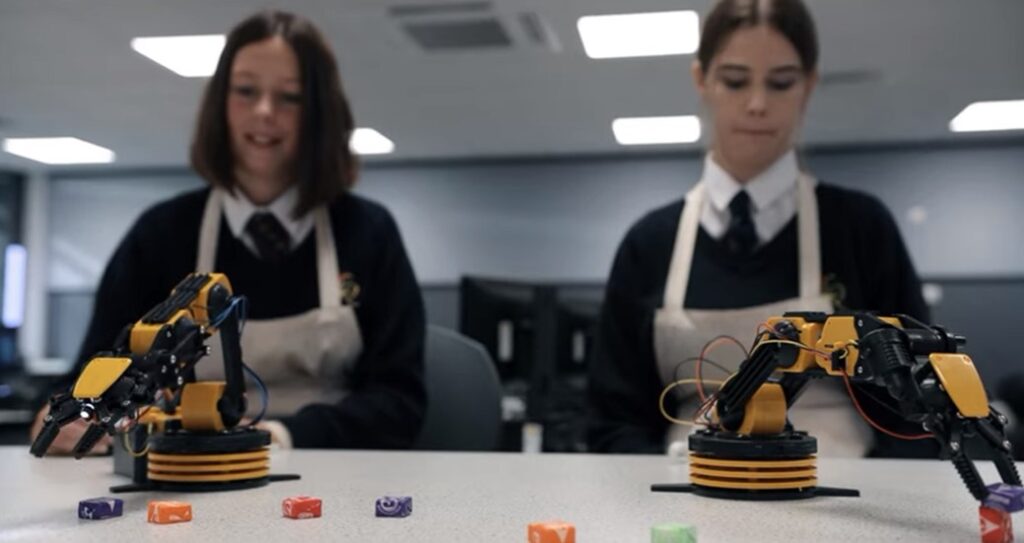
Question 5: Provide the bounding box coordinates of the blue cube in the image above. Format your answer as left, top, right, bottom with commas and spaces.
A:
375, 496, 412, 518
984, 483, 1024, 513
78, 497, 123, 520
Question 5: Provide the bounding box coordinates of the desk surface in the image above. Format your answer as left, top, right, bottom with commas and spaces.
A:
0, 446, 1012, 542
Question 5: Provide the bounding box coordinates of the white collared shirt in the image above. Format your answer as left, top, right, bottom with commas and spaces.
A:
221, 185, 314, 258
699, 150, 802, 246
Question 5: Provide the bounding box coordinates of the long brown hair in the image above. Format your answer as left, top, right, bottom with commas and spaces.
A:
190, 10, 356, 217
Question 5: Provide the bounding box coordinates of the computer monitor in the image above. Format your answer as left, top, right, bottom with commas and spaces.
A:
0, 328, 17, 370
555, 296, 601, 379
459, 277, 553, 384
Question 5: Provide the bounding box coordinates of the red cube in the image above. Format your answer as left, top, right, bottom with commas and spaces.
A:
980, 505, 1013, 543
282, 496, 322, 520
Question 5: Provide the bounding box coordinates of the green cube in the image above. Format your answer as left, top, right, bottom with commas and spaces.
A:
651, 522, 697, 543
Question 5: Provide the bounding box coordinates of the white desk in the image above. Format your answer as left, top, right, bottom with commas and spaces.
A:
0, 446, 1013, 542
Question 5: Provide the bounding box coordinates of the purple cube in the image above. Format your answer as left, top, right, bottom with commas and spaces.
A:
78, 497, 123, 520
375, 496, 412, 518
984, 483, 1024, 513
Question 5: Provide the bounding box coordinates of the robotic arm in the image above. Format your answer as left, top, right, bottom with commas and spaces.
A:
700, 311, 1019, 501
30, 273, 248, 459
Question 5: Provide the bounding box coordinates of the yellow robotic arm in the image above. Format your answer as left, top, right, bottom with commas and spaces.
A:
31, 273, 295, 493
31, 273, 251, 459
663, 311, 1020, 501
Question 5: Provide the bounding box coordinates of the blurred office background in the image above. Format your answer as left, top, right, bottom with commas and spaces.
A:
0, 0, 1022, 450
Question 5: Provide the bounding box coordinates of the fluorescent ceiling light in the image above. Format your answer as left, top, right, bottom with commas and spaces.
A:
577, 11, 699, 59
2, 137, 115, 164
612, 116, 701, 145
131, 34, 225, 77
949, 100, 1024, 132
351, 128, 395, 155
2, 244, 26, 329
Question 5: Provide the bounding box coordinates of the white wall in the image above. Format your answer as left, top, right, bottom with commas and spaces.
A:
48, 175, 203, 292
806, 145, 1024, 279
367, 143, 1024, 282
45, 142, 1024, 294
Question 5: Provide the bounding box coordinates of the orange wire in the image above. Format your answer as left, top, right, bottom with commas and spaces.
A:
694, 324, 933, 440
841, 374, 932, 440
696, 336, 749, 402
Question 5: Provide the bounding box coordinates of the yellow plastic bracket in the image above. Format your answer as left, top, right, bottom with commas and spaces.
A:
179, 381, 227, 431
930, 353, 990, 418
72, 357, 132, 399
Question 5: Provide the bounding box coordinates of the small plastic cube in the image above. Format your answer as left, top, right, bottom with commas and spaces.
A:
78, 497, 123, 520
980, 505, 1013, 543
147, 501, 192, 524
282, 496, 322, 519
985, 484, 1024, 513
527, 521, 576, 543
375, 496, 412, 518
651, 522, 697, 543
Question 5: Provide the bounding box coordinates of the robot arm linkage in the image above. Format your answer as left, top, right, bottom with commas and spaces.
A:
710, 311, 1020, 501
30, 273, 247, 458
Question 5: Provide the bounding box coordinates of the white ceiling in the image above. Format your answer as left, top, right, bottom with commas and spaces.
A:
0, 0, 1022, 169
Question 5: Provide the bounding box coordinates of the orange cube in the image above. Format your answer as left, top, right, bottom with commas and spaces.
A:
980, 505, 1013, 543
528, 521, 576, 543
282, 496, 322, 520
147, 501, 192, 524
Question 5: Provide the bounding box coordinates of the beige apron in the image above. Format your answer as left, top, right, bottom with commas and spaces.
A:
655, 173, 871, 457
194, 188, 363, 418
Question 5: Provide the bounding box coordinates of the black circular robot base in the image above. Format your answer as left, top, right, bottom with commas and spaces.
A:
111, 427, 302, 493
655, 429, 859, 500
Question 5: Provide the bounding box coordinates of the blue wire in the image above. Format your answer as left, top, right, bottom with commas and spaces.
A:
234, 296, 249, 335
208, 295, 267, 424
210, 296, 246, 329
242, 362, 269, 424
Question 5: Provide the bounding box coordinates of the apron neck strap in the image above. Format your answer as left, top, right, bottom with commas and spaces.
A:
661, 173, 822, 309
662, 183, 705, 310
314, 207, 342, 309
196, 189, 343, 309
196, 188, 222, 274
796, 172, 822, 299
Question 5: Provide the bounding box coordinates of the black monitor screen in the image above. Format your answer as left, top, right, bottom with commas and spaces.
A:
555, 297, 600, 378
459, 277, 544, 382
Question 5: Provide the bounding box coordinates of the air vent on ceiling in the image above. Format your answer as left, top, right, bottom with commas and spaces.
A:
392, 2, 558, 52
404, 18, 512, 50
389, 2, 491, 18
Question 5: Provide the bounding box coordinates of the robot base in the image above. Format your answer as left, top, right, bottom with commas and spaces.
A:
110, 427, 299, 493
651, 429, 860, 501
